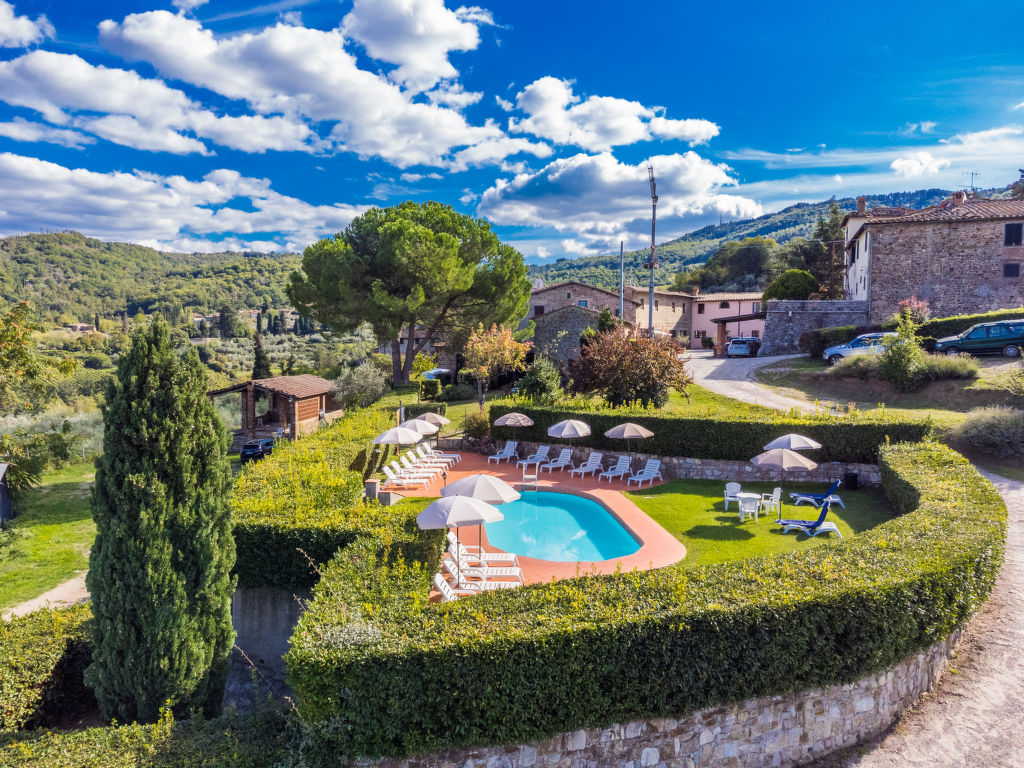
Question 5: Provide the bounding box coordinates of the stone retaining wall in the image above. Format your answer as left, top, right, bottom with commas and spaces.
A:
362, 631, 959, 768
760, 300, 869, 356
506, 441, 881, 487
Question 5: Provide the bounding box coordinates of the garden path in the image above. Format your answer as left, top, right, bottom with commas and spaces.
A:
814, 470, 1024, 768
2, 571, 89, 620
685, 351, 814, 413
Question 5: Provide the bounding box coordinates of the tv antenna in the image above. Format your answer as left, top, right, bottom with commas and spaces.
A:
646, 165, 658, 334
962, 170, 981, 193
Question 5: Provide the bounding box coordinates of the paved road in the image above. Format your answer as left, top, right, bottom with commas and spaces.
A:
686, 351, 815, 413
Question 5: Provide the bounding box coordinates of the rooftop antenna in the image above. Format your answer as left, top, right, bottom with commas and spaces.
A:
963, 170, 980, 194
646, 165, 658, 334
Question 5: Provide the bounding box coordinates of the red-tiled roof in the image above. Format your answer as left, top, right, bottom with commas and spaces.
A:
253, 374, 334, 399
693, 292, 763, 302
847, 197, 1024, 240
532, 280, 637, 303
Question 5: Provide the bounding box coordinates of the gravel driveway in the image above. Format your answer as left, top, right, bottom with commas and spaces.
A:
686, 351, 815, 413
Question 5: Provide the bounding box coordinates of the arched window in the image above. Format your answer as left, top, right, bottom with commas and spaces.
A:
719, 301, 730, 309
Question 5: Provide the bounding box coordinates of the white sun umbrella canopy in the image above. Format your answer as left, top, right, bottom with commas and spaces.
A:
399, 418, 439, 436
415, 412, 451, 427
493, 412, 534, 428
416, 495, 504, 586
372, 426, 423, 445
442, 474, 521, 504
750, 448, 818, 472
547, 419, 591, 439
763, 433, 823, 452
604, 422, 655, 472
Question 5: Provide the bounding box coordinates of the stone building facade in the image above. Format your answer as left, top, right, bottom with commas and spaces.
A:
759, 300, 870, 356
533, 305, 604, 366
845, 192, 1024, 323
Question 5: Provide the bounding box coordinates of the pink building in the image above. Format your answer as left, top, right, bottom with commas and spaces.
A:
687, 292, 765, 346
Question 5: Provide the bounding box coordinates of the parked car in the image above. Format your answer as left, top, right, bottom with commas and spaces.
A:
933, 320, 1024, 357
725, 337, 761, 357
240, 438, 276, 464
822, 332, 895, 366
422, 367, 452, 380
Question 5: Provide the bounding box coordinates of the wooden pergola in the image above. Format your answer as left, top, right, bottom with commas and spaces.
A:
207, 374, 341, 445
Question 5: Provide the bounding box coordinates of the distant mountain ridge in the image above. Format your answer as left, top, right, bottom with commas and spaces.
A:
0, 231, 300, 322
527, 187, 1008, 290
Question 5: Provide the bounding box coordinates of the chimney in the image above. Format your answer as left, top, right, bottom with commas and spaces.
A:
692, 287, 700, 296
856, 196, 866, 215
952, 190, 967, 206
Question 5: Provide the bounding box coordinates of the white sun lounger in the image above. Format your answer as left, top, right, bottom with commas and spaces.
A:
442, 558, 519, 591
424, 445, 461, 463
598, 455, 631, 483
516, 445, 549, 468
540, 448, 574, 473
455, 554, 523, 583
446, 534, 519, 567
433, 572, 478, 601
382, 465, 427, 489
488, 441, 518, 464
569, 452, 603, 478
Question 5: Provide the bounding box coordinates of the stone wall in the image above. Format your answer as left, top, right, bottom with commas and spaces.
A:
510, 441, 881, 487
868, 219, 1024, 323
534, 305, 602, 367
364, 631, 960, 768
759, 300, 869, 356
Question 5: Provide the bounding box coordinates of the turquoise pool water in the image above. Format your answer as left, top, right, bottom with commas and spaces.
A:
485, 491, 640, 562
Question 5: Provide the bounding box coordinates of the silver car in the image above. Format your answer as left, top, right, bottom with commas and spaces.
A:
822, 333, 895, 366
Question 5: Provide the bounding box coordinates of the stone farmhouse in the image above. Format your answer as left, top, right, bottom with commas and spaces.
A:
527, 281, 764, 348
845, 191, 1024, 323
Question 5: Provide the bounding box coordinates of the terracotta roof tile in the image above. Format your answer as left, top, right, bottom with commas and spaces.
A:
693, 292, 763, 302
253, 374, 334, 399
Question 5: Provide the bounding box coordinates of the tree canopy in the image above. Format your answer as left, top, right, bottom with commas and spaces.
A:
288, 202, 530, 383
762, 269, 820, 301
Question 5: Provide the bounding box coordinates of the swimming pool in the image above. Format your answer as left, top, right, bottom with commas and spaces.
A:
485, 491, 641, 562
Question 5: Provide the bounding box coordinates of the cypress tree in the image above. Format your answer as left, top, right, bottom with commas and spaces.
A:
252, 333, 272, 379
86, 315, 235, 723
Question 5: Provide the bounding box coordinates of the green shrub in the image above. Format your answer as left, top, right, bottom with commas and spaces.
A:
950, 407, 1024, 459
286, 442, 1004, 758
488, 401, 930, 464
878, 315, 926, 392
515, 357, 563, 403
403, 402, 447, 420
333, 362, 388, 409
762, 269, 818, 300
918, 306, 1024, 340
418, 379, 441, 400
700, 335, 714, 349
463, 410, 490, 440
829, 354, 881, 380
439, 383, 476, 401
0, 606, 93, 733
919, 353, 979, 381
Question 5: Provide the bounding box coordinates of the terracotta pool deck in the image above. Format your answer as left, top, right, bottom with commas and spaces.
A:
393, 451, 686, 584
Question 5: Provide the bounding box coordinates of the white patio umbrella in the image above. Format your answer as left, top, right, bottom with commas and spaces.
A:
750, 448, 818, 481
372, 426, 423, 445
547, 419, 591, 439
442, 474, 521, 504
416, 495, 504, 587
415, 412, 451, 427
604, 422, 654, 472
763, 433, 822, 452
494, 412, 534, 428
399, 418, 439, 436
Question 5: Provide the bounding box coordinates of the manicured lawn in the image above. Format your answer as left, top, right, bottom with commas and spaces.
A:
664, 384, 780, 419
628, 478, 891, 567
0, 463, 96, 609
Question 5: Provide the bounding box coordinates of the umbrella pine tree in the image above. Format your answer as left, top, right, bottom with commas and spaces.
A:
86, 316, 235, 723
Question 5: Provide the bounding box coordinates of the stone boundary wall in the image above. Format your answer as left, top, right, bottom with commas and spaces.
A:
504, 441, 881, 487
362, 631, 960, 768
760, 300, 869, 356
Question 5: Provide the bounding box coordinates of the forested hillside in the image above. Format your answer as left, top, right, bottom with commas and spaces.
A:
527, 188, 963, 289
0, 231, 300, 323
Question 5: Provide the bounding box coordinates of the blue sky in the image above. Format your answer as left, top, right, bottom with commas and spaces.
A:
1, 0, 1023, 261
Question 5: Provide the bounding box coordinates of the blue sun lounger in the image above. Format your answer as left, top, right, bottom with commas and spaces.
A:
789, 479, 842, 508
776, 501, 842, 538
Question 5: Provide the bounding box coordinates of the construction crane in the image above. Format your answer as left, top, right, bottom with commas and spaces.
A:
646, 165, 658, 334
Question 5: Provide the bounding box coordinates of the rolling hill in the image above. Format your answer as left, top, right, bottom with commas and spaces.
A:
526, 188, 981, 290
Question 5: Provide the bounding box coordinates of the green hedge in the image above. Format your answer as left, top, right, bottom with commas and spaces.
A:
402, 401, 447, 419
231, 404, 440, 590
488, 401, 931, 464
0, 709, 291, 767
285, 441, 1005, 759
0, 606, 93, 733
917, 306, 1024, 340
418, 379, 441, 400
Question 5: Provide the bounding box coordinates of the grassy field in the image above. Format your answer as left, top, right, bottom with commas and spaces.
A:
0, 463, 96, 609
628, 478, 891, 567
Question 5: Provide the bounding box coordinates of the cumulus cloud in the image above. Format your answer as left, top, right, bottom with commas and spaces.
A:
172, 0, 209, 11
98, 11, 532, 169
0, 0, 53, 47
341, 0, 491, 93
0, 152, 367, 252
478, 151, 761, 255
890, 150, 951, 178
447, 135, 551, 172
508, 77, 719, 151
0, 117, 93, 148
0, 50, 316, 155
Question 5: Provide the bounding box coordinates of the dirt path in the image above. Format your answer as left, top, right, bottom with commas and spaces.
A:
686, 351, 816, 413
1, 572, 90, 620
810, 471, 1024, 768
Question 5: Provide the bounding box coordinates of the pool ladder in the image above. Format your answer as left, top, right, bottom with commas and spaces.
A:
521, 464, 539, 492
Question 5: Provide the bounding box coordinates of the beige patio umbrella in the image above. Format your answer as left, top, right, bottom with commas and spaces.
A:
763, 434, 822, 452
750, 448, 818, 482
604, 422, 654, 473
493, 412, 534, 428
416, 412, 451, 427
416, 495, 504, 587
399, 418, 439, 436
372, 426, 423, 445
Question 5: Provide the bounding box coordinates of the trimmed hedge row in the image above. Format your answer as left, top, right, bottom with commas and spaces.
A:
918, 306, 1024, 340
285, 441, 1005, 759
231, 404, 440, 590
0, 606, 93, 733
402, 401, 447, 419
489, 401, 931, 464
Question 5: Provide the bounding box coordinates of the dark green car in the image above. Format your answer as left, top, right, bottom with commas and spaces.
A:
933, 320, 1024, 358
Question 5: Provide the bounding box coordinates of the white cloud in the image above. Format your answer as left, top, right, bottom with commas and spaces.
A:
399, 171, 443, 182
280, 10, 302, 25
446, 135, 550, 172
0, 50, 317, 155
99, 11, 529, 169
478, 151, 761, 255
0, 117, 93, 148
172, 0, 210, 11
340, 0, 490, 93
0, 0, 53, 47
0, 152, 367, 252
508, 77, 718, 151
898, 120, 937, 136
426, 81, 483, 109
495, 95, 513, 111
890, 150, 950, 178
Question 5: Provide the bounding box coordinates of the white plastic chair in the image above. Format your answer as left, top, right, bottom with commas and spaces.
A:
456, 553, 523, 583
724, 482, 741, 511
487, 440, 518, 464
433, 572, 478, 601
761, 487, 782, 518
738, 495, 759, 523
415, 445, 454, 467
382, 465, 426, 489
516, 445, 549, 468
598, 455, 631, 483
569, 452, 603, 478
541, 448, 574, 473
